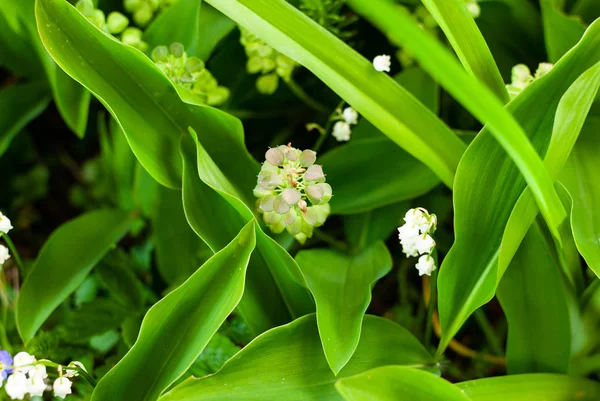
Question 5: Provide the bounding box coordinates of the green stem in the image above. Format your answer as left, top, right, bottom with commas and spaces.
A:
313, 229, 348, 251
473, 308, 503, 356
313, 100, 345, 152
284, 78, 329, 113
1, 234, 24, 273
424, 250, 438, 348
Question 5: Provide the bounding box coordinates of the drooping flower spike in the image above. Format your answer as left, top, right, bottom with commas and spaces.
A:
398, 207, 438, 276
254, 144, 332, 243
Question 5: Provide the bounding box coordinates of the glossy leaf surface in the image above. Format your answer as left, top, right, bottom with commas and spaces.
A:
295, 242, 392, 374
91, 221, 256, 401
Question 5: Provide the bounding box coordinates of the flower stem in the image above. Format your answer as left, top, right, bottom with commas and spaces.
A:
423, 250, 438, 347
313, 100, 345, 153
1, 234, 24, 273
474, 308, 503, 356
284, 79, 329, 113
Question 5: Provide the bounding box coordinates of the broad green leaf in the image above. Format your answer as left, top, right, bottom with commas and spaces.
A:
181, 133, 313, 335
457, 374, 600, 401
144, 0, 202, 55
91, 221, 256, 401
436, 33, 600, 353
572, 0, 600, 24
7, 0, 90, 138
344, 201, 408, 251
159, 314, 436, 401
497, 223, 571, 374
36, 0, 258, 189
321, 67, 440, 214
348, 0, 568, 249
195, 4, 236, 60
295, 242, 392, 374
96, 251, 146, 310
0, 81, 50, 157
153, 186, 210, 285
540, 0, 586, 62
0, 2, 43, 77
61, 299, 133, 343
560, 117, 600, 277
421, 0, 508, 102
16, 209, 134, 343
205, 0, 466, 188
321, 138, 439, 214
335, 366, 471, 401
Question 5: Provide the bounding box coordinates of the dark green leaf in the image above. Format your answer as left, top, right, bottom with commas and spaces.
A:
144, 0, 202, 55
91, 221, 256, 401
16, 209, 134, 343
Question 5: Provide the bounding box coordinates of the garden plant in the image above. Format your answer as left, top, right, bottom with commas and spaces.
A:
1, 0, 600, 399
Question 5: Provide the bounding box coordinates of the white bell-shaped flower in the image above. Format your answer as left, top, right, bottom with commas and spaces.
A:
416, 234, 436, 255
5, 372, 28, 400
373, 54, 391, 72
0, 213, 12, 235
332, 121, 351, 142
53, 377, 72, 399
415, 254, 436, 276
0, 245, 10, 266
342, 107, 358, 125
13, 352, 36, 375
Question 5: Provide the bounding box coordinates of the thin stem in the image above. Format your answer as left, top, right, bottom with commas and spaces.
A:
313, 100, 345, 152
313, 229, 348, 251
423, 272, 437, 347
474, 308, 503, 356
1, 234, 24, 273
284, 79, 329, 113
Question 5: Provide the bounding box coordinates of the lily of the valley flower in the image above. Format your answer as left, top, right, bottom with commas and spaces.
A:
506, 62, 554, 99
398, 207, 438, 276
53, 376, 72, 399
0, 212, 12, 235
373, 54, 391, 72
332, 107, 360, 142
0, 246, 10, 266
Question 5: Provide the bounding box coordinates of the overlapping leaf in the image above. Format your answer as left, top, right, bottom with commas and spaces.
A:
160, 314, 435, 401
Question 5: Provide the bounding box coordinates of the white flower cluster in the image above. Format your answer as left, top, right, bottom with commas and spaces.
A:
0, 212, 12, 267
0, 352, 83, 399
332, 107, 359, 142
398, 208, 437, 276
506, 62, 554, 99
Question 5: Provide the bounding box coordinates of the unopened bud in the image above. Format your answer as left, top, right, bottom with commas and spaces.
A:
281, 188, 301, 205
185, 57, 205, 73
285, 147, 298, 162
265, 148, 284, 166
299, 150, 316, 167
107, 12, 129, 34
133, 2, 153, 26
306, 183, 332, 205
76, 0, 94, 17
170, 43, 185, 58
273, 196, 291, 215
259, 195, 275, 213
256, 73, 279, 95
152, 46, 169, 63
305, 165, 325, 182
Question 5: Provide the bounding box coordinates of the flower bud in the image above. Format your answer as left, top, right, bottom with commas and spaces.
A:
76, 0, 94, 17
90, 9, 106, 29
306, 183, 332, 205
121, 27, 143, 46
170, 42, 185, 58
133, 2, 153, 26
299, 150, 316, 167
206, 87, 231, 106
152, 46, 169, 63
281, 188, 301, 205
273, 195, 291, 215
285, 147, 299, 162
124, 0, 142, 12
107, 12, 129, 34
332, 121, 351, 142
256, 73, 279, 95
259, 195, 275, 213
265, 148, 284, 166
305, 165, 325, 182
342, 107, 358, 125
185, 57, 205, 73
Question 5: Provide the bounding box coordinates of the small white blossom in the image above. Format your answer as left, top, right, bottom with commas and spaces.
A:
415, 254, 436, 276
415, 234, 436, 255
398, 224, 420, 242
373, 54, 391, 72
465, 0, 480, 18
342, 107, 358, 125
31, 364, 48, 380
535, 62, 554, 78
0, 245, 10, 266
53, 377, 72, 399
5, 372, 28, 400
0, 213, 12, 235
332, 121, 351, 142
13, 352, 36, 375
28, 374, 47, 397
401, 237, 420, 258
404, 208, 431, 233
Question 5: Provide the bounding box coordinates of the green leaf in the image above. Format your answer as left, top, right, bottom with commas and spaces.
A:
0, 2, 44, 77
335, 366, 471, 401
295, 242, 392, 374
180, 132, 313, 335
572, 0, 600, 24
436, 33, 600, 353
348, 0, 568, 250
96, 250, 146, 310
35, 0, 258, 189
421, 0, 508, 102
159, 314, 436, 401
456, 374, 600, 401
560, 117, 600, 277
61, 299, 132, 343
496, 223, 571, 374
0, 80, 50, 157
540, 0, 586, 62
6, 0, 90, 138
144, 0, 202, 55
321, 138, 440, 214
195, 4, 236, 60
321, 67, 440, 214
153, 186, 210, 285
91, 221, 256, 401
344, 201, 408, 251
16, 209, 134, 343
205, 0, 466, 188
